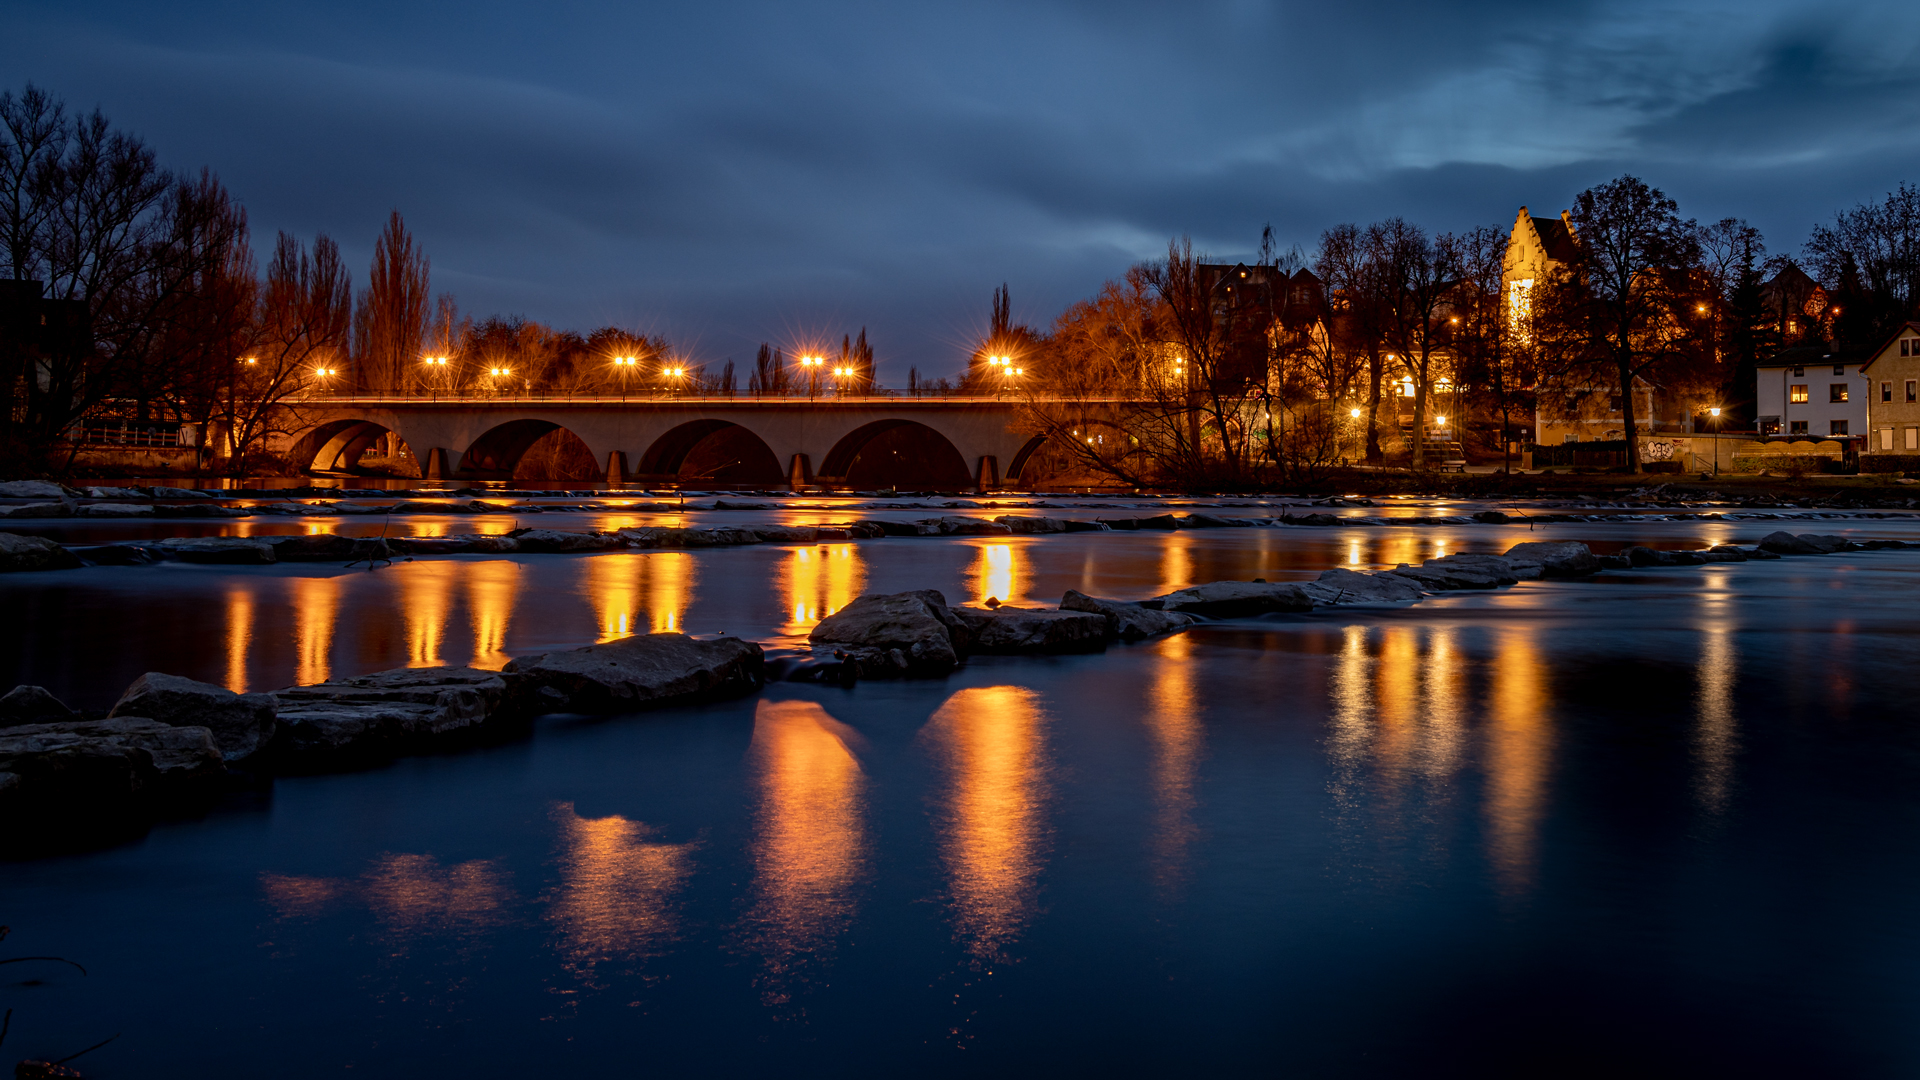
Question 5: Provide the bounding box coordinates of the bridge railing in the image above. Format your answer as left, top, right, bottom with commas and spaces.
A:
285, 390, 1128, 406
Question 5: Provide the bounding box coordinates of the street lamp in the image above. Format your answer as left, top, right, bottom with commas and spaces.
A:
1708, 406, 1722, 476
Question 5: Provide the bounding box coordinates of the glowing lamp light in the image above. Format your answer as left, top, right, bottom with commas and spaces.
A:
1435, 415, 1447, 426
1709, 407, 1722, 417
1350, 408, 1362, 418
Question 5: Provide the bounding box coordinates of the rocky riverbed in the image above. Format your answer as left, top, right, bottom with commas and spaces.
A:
0, 527, 1891, 853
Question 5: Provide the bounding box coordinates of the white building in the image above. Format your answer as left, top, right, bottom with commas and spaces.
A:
1755, 346, 1868, 438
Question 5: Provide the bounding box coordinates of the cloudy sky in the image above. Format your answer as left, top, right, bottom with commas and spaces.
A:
6, 0, 1919, 381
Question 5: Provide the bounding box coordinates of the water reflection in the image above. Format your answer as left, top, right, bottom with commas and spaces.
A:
225, 588, 253, 693
261, 853, 513, 942
1484, 629, 1552, 896
922, 686, 1050, 961
1695, 626, 1739, 815
586, 552, 696, 640
740, 699, 868, 1010
399, 560, 457, 667
967, 542, 1028, 606
548, 802, 698, 986
290, 575, 341, 685
466, 560, 520, 669
1146, 634, 1202, 896
780, 544, 865, 634
1159, 532, 1195, 594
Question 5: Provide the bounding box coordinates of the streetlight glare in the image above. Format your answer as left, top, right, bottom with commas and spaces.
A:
1350, 408, 1362, 418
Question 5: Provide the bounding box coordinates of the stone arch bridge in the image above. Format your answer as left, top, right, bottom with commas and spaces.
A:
283, 395, 1085, 489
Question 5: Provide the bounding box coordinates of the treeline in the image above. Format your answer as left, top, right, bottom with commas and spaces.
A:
0, 84, 880, 475
1005, 176, 1920, 485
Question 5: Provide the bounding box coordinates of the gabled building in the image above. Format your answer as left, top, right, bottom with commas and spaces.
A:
1859, 321, 1920, 454
1755, 345, 1869, 438
1501, 206, 1578, 334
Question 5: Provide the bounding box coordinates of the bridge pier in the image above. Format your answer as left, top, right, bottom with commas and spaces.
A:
606, 451, 628, 487
422, 447, 450, 481
788, 453, 813, 491
974, 455, 998, 493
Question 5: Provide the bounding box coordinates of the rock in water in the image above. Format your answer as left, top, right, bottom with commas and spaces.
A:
0, 480, 71, 499
1388, 562, 1509, 590
153, 537, 278, 564
512, 529, 614, 552
271, 667, 509, 760
1297, 568, 1425, 605
1502, 540, 1600, 577
0, 532, 81, 572
109, 672, 278, 761
0, 685, 77, 727
505, 633, 764, 714
1058, 590, 1195, 641
951, 606, 1109, 654
1147, 580, 1313, 617
0, 717, 226, 847
809, 590, 972, 677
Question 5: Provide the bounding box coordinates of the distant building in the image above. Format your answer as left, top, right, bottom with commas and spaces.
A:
1859, 321, 1920, 454
1755, 345, 1868, 438
1758, 262, 1832, 345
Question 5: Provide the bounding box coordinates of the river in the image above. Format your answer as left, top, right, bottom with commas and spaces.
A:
3, 505, 1918, 1076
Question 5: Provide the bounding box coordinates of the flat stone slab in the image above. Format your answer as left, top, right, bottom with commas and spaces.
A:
1147, 580, 1313, 617
952, 606, 1109, 653
1298, 568, 1426, 605
272, 667, 509, 758
0, 532, 81, 572
1059, 589, 1196, 640
505, 632, 764, 714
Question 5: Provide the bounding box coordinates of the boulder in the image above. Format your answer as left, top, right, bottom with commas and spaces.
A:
109, 672, 277, 761
1502, 540, 1600, 577
0, 685, 76, 727
1746, 547, 1782, 560
1096, 517, 1140, 530
1471, 510, 1511, 523
271, 667, 509, 760
1799, 534, 1854, 553
0, 716, 223, 785
394, 536, 477, 555
1623, 546, 1676, 567
1426, 552, 1534, 581
1297, 567, 1425, 605
0, 480, 71, 499
1062, 520, 1110, 532
951, 606, 1109, 654
0, 532, 82, 572
1058, 590, 1196, 641
1182, 513, 1241, 528
920, 516, 1011, 536
505, 633, 764, 714
466, 535, 522, 553
1138, 514, 1183, 530
85, 487, 147, 499
77, 502, 154, 517
809, 589, 971, 677
0, 502, 69, 518
147, 486, 212, 499
153, 537, 277, 564
1597, 553, 1633, 570
1148, 580, 1313, 617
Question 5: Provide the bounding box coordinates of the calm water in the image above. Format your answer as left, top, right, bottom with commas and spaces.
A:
4, 520, 1920, 1076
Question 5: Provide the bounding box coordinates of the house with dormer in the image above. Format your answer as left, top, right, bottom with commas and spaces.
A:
1860, 321, 1920, 456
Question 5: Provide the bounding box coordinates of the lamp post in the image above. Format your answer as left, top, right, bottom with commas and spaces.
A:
613, 355, 639, 401
422, 355, 449, 401
1708, 406, 1722, 476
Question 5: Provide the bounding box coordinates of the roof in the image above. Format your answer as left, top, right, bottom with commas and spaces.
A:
1756, 344, 1862, 369
1858, 321, 1920, 373
1532, 215, 1579, 263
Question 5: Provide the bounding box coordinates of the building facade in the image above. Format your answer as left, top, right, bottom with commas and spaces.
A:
1860, 322, 1920, 454
1755, 345, 1869, 438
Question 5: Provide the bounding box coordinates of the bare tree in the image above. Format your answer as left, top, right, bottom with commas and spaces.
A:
353, 211, 428, 393
1562, 175, 1702, 472
223, 232, 352, 471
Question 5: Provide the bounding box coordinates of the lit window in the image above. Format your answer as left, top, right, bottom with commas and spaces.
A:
1882, 428, 1895, 450
1908, 380, 1917, 403
1790, 384, 1808, 403
1908, 427, 1918, 450
1830, 384, 1848, 403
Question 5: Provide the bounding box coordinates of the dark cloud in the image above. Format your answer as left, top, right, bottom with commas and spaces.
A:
3, 0, 1917, 378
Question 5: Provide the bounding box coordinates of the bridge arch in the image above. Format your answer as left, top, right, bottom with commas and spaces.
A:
458, 419, 600, 480
637, 420, 784, 484
289, 419, 418, 475
1006, 434, 1048, 482
820, 419, 971, 488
